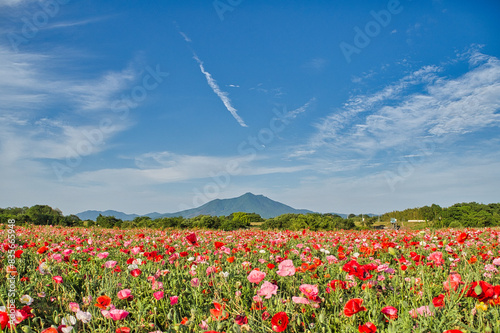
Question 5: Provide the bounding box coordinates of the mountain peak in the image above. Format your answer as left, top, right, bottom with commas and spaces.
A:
76, 193, 313, 220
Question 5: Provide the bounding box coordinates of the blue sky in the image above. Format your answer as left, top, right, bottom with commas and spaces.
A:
1, 0, 499, 215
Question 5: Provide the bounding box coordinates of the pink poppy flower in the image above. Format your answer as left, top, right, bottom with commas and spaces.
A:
69, 302, 80, 313
191, 278, 200, 287
292, 296, 310, 304
109, 309, 129, 321
117, 289, 133, 301
443, 273, 463, 292
152, 281, 163, 290
276, 260, 295, 277
377, 264, 389, 272
97, 252, 109, 259
206, 266, 216, 276
253, 295, 263, 302
247, 270, 266, 283
299, 284, 319, 301
326, 255, 337, 264
170, 296, 178, 305
257, 281, 278, 299
153, 291, 164, 300
199, 320, 209, 330
104, 261, 117, 268
409, 306, 433, 318
53, 276, 63, 284
381, 306, 398, 320
427, 252, 444, 266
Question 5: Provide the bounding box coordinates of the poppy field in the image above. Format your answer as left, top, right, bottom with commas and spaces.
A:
1, 225, 500, 333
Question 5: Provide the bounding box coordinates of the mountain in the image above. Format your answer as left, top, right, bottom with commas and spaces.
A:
76, 210, 140, 221
162, 192, 313, 219
76, 192, 313, 220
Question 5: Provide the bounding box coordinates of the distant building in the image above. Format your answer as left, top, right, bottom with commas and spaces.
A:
407, 220, 426, 223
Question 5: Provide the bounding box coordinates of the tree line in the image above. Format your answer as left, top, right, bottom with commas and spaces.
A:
1, 202, 499, 230
380, 202, 500, 228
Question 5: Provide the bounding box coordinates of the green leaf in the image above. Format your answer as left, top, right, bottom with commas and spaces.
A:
474, 284, 483, 295
457, 322, 480, 333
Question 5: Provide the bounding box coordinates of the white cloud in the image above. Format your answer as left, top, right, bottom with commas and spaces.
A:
69, 151, 306, 186
43, 16, 112, 30
285, 97, 316, 120
0, 45, 140, 113
0, 44, 146, 183
302, 58, 328, 72
302, 50, 500, 159
174, 21, 192, 42
0, 0, 35, 7
277, 151, 500, 214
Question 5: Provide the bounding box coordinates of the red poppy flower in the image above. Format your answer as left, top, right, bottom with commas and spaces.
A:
342, 260, 375, 280
432, 294, 445, 308
214, 242, 225, 249
116, 328, 131, 333
227, 256, 235, 263
267, 263, 275, 269
37, 246, 48, 254
40, 328, 58, 333
0, 311, 9, 330
186, 233, 198, 246
235, 314, 248, 325
344, 298, 367, 317
329, 280, 347, 290
210, 302, 229, 321
359, 322, 377, 333
466, 281, 495, 302
271, 312, 289, 332
457, 232, 468, 244
94, 295, 111, 309
251, 301, 266, 311
130, 269, 142, 277
443, 330, 463, 333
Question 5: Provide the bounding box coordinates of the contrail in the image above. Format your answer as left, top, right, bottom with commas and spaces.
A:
192, 53, 248, 127
173, 21, 247, 127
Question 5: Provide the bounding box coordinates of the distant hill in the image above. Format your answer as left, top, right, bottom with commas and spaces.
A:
76, 210, 140, 221
76, 192, 314, 220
